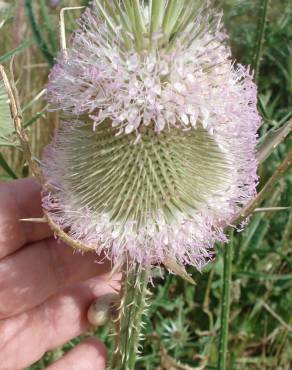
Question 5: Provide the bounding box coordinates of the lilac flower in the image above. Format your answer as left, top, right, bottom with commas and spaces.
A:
42, 1, 260, 269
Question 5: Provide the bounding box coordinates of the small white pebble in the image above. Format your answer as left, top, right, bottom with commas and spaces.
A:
87, 293, 119, 326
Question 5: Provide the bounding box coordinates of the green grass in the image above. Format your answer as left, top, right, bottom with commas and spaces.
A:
0, 0, 291, 369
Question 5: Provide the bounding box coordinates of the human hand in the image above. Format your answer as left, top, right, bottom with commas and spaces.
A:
0, 178, 117, 370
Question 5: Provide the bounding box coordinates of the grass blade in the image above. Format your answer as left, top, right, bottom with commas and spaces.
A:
252, 0, 270, 83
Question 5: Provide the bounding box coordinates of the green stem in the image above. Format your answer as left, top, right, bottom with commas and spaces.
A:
253, 0, 270, 83
218, 232, 234, 370
112, 266, 150, 370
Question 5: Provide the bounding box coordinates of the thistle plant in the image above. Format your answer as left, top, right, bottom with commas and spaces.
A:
41, 0, 261, 368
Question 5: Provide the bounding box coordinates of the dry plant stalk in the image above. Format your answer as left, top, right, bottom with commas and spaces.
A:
0, 63, 41, 180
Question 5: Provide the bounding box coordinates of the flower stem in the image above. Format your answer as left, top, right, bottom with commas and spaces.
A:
218, 232, 234, 370
253, 0, 270, 83
111, 266, 150, 370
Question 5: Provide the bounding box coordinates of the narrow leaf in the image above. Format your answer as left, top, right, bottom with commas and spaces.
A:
257, 119, 292, 164
252, 0, 270, 83
163, 257, 196, 285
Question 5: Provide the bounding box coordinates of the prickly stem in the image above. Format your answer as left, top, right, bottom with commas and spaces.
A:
111, 266, 150, 370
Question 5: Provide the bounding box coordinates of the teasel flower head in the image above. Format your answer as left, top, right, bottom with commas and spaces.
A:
42, 0, 261, 270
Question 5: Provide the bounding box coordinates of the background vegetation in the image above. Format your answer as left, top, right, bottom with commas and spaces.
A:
0, 0, 291, 369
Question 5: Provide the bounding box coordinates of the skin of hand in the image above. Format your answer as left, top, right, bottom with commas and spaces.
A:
0, 178, 118, 370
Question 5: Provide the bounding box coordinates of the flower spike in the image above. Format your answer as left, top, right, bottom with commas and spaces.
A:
43, 0, 261, 270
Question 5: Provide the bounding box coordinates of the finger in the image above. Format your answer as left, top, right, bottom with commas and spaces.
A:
46, 338, 107, 370
0, 178, 52, 259
0, 275, 119, 370
0, 238, 111, 319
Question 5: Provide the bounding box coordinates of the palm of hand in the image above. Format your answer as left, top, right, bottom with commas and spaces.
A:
0, 178, 116, 370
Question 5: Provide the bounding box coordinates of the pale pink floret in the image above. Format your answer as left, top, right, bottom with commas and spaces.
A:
43, 4, 261, 269
47, 7, 233, 136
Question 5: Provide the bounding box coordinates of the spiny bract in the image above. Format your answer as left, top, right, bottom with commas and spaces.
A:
42, 0, 260, 268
